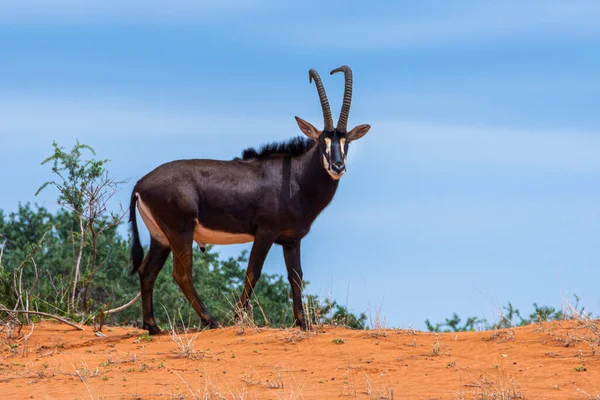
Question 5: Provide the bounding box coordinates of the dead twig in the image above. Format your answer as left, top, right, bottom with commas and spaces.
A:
105, 292, 141, 315
0, 309, 84, 331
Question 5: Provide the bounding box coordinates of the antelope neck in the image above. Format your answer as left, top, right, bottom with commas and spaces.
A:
293, 143, 339, 212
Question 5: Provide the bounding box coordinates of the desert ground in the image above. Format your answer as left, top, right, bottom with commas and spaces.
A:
1, 320, 599, 399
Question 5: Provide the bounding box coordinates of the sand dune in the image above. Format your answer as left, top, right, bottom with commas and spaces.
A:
1, 320, 599, 399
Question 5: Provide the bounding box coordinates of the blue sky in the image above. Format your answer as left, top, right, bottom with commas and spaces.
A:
1, 1, 599, 329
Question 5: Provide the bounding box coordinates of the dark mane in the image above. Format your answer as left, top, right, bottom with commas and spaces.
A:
234, 136, 316, 161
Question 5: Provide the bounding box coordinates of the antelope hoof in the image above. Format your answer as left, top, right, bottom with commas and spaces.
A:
208, 319, 223, 329
143, 323, 161, 335
295, 318, 308, 331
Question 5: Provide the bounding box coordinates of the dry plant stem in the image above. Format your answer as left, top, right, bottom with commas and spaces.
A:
254, 295, 270, 327
173, 370, 196, 398
70, 360, 94, 400
11, 229, 51, 320
14, 259, 26, 317
21, 323, 35, 358
0, 309, 84, 331
81, 179, 127, 311
30, 259, 39, 299
105, 292, 141, 315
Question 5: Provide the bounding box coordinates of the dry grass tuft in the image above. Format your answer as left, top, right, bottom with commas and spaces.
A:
279, 330, 310, 344
243, 366, 284, 390
265, 366, 284, 389
342, 382, 358, 397
200, 376, 225, 400
242, 367, 305, 399
301, 296, 317, 333
463, 374, 524, 400
563, 301, 600, 352
486, 328, 515, 343
221, 293, 265, 336
162, 306, 201, 359
576, 387, 600, 399
432, 338, 441, 356
232, 302, 259, 335
366, 304, 388, 339
364, 373, 395, 400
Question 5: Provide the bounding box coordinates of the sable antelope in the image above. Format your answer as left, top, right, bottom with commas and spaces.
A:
129, 65, 371, 334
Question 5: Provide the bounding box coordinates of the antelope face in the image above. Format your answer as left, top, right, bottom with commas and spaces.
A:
295, 65, 371, 180
295, 120, 371, 180
317, 126, 371, 179
319, 130, 348, 180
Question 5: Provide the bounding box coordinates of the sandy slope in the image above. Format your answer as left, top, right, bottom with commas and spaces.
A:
1, 320, 599, 399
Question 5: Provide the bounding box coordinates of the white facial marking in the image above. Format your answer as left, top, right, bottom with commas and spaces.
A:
324, 137, 332, 156
137, 194, 169, 246
194, 219, 254, 246
340, 138, 346, 157
322, 154, 330, 170
322, 137, 344, 179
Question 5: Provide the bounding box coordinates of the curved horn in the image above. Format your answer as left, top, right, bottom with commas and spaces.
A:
309, 69, 334, 131
330, 65, 353, 132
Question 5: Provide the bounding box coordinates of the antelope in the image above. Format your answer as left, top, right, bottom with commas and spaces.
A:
129, 65, 371, 334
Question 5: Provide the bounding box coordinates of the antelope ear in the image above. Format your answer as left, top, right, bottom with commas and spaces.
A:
295, 116, 321, 141
347, 124, 371, 142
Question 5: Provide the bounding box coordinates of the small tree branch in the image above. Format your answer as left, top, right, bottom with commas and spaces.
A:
106, 292, 141, 315
0, 309, 84, 331
30, 258, 40, 295
71, 215, 86, 311
0, 240, 6, 266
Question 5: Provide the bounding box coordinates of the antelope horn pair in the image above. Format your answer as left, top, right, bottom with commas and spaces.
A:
308, 65, 353, 132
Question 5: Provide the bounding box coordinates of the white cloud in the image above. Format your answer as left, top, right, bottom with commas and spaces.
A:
2, 0, 598, 51
276, 1, 600, 50
0, 0, 268, 22
330, 199, 600, 238
4, 1, 600, 49
1, 94, 599, 171
365, 120, 600, 171
0, 95, 291, 147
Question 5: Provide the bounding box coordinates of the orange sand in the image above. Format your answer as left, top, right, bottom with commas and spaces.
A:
1, 320, 599, 399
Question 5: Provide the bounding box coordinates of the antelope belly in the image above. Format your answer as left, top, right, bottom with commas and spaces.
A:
193, 219, 254, 245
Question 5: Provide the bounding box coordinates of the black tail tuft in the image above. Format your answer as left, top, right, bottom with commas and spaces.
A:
129, 191, 144, 275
